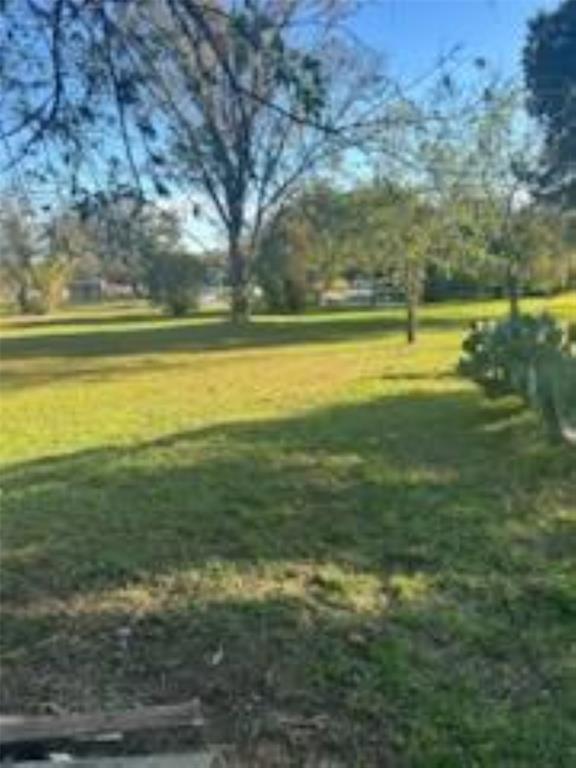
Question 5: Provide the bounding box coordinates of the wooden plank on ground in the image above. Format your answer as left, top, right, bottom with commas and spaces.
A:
14, 754, 219, 768
0, 700, 204, 746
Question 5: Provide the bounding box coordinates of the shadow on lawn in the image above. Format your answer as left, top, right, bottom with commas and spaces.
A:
0, 311, 467, 365
0, 304, 389, 332
1, 390, 574, 762
2, 390, 571, 604
1, 312, 162, 330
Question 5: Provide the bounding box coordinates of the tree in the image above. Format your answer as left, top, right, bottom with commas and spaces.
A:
376, 189, 441, 344
482, 204, 566, 315
78, 191, 153, 295
1, 0, 388, 322
256, 183, 362, 312
0, 200, 39, 313
136, 206, 206, 316
146, 249, 206, 316
291, 185, 353, 303
31, 255, 75, 313
258, 180, 452, 341
0, 200, 81, 313
40, 210, 86, 311
343, 184, 406, 303
256, 207, 311, 312
157, 3, 382, 320
524, 0, 576, 206
365, 69, 506, 337
457, 85, 568, 316
397, 197, 442, 343
395, 79, 558, 318
344, 182, 449, 343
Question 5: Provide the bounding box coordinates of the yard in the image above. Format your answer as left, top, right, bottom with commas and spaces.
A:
1, 296, 575, 766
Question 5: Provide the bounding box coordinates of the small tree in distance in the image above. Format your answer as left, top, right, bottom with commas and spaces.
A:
0, 200, 81, 314
452, 84, 567, 316
380, 72, 568, 320
0, 200, 39, 314
147, 249, 206, 317
256, 208, 311, 313
137, 207, 206, 317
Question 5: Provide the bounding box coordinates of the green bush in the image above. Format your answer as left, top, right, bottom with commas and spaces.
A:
530, 350, 576, 443
459, 313, 576, 444
255, 238, 310, 313
257, 264, 309, 313
145, 250, 205, 317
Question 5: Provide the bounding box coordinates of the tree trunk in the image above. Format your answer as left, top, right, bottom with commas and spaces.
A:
507, 263, 521, 318
229, 233, 250, 322
404, 261, 421, 344
406, 292, 418, 344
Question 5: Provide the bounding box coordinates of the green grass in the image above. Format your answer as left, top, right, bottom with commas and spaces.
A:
1, 295, 575, 765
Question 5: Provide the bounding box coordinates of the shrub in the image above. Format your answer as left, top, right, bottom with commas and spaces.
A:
257, 262, 309, 313
459, 313, 576, 444
32, 256, 74, 314
530, 350, 576, 443
255, 230, 310, 313
145, 250, 205, 317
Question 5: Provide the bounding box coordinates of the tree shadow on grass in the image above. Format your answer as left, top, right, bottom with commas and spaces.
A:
1, 390, 571, 604
2, 312, 163, 331
0, 311, 467, 365
1, 390, 574, 763
0, 313, 467, 392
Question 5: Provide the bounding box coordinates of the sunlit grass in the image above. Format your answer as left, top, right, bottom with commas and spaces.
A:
1, 294, 575, 765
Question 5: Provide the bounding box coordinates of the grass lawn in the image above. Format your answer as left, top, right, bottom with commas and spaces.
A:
1, 295, 575, 766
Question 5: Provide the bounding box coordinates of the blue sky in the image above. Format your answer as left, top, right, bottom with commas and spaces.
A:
348, 0, 559, 80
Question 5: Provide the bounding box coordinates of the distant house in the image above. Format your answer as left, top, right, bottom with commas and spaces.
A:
67, 278, 138, 303
67, 278, 105, 303
321, 276, 404, 307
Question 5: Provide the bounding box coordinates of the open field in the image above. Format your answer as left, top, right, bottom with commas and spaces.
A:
1, 295, 575, 766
